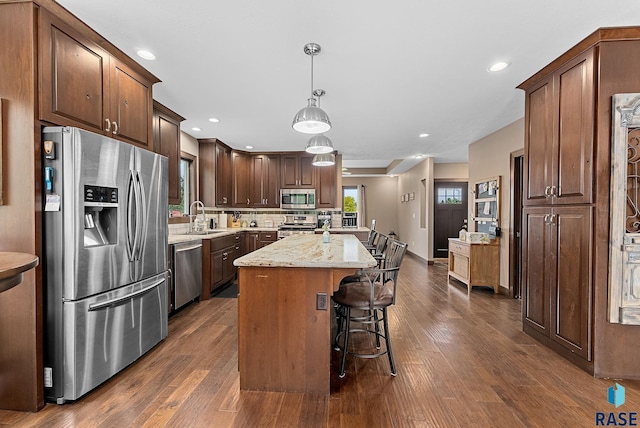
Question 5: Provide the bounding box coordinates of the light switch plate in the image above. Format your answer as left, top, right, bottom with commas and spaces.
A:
316, 292, 328, 310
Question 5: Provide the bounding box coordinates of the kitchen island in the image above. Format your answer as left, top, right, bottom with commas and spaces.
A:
234, 234, 376, 394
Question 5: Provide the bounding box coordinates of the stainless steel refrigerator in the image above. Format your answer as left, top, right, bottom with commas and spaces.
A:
42, 127, 169, 403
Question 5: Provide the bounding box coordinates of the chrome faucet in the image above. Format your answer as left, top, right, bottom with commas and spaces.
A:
189, 201, 206, 232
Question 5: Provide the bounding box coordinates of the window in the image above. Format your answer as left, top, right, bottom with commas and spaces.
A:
169, 153, 196, 217
343, 186, 358, 212
437, 187, 463, 204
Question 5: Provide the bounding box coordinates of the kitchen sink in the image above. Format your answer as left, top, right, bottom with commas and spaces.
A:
187, 230, 226, 235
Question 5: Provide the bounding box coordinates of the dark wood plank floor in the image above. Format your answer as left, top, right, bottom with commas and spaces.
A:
3, 255, 640, 427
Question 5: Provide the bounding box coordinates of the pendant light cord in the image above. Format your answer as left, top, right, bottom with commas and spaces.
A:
310, 52, 314, 99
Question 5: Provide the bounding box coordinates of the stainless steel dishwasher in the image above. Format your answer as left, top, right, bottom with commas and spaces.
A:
171, 241, 202, 312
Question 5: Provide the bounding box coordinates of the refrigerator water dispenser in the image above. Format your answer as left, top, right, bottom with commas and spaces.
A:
83, 185, 118, 247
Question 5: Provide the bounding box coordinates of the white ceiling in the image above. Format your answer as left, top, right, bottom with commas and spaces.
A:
57, 0, 640, 172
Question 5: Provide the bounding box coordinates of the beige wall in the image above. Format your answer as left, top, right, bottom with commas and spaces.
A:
397, 158, 434, 260
434, 162, 468, 179
342, 176, 398, 237
468, 117, 524, 292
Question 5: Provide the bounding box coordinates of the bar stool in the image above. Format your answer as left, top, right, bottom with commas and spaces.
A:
332, 239, 408, 378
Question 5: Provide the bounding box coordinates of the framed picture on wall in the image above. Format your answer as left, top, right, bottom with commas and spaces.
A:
409, 192, 415, 200
401, 194, 405, 202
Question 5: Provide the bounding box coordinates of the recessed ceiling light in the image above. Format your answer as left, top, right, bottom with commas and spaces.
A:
191, 127, 201, 132
208, 117, 220, 123
136, 49, 156, 61
419, 133, 430, 138
488, 61, 510, 72
414, 154, 424, 159
245, 145, 254, 150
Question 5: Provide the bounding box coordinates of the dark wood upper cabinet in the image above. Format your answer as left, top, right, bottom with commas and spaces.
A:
232, 151, 251, 207
39, 9, 158, 149
523, 76, 553, 205
198, 140, 215, 207
153, 101, 184, 204
523, 49, 594, 206
198, 139, 231, 207
216, 143, 232, 206
315, 163, 337, 208
250, 154, 280, 208
111, 60, 154, 148
280, 153, 315, 188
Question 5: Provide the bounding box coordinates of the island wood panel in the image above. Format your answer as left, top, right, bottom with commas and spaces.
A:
238, 266, 356, 394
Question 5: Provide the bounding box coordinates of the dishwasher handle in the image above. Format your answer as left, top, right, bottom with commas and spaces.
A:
175, 243, 203, 253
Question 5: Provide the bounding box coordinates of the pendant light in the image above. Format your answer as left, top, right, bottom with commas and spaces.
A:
304, 89, 335, 153
292, 43, 331, 134
312, 152, 335, 167
305, 134, 334, 154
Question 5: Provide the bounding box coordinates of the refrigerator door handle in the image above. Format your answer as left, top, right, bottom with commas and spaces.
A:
134, 171, 148, 261
126, 171, 137, 261
87, 278, 166, 311
131, 171, 142, 261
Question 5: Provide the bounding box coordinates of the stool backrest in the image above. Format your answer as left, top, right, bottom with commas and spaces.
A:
375, 233, 388, 255
367, 229, 378, 247
384, 239, 408, 281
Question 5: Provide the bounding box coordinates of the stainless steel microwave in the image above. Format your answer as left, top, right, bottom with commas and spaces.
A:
280, 189, 316, 209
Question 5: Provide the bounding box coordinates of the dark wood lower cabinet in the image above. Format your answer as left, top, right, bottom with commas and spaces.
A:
522, 205, 592, 362
201, 233, 241, 299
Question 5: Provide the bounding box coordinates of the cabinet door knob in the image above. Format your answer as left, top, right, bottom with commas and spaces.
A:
247, 198, 250, 205
112, 121, 118, 135
544, 186, 551, 198
105, 118, 111, 132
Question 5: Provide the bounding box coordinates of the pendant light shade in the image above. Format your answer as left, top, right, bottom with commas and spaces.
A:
292, 43, 332, 134
293, 98, 331, 134
312, 153, 335, 167
305, 134, 334, 154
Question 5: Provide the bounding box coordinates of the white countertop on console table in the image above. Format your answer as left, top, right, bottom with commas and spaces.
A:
234, 234, 376, 268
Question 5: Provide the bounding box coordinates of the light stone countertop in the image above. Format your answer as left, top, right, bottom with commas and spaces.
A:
234, 234, 376, 268
168, 227, 279, 245
316, 227, 370, 233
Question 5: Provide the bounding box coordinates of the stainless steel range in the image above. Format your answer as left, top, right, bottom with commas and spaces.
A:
277, 214, 317, 239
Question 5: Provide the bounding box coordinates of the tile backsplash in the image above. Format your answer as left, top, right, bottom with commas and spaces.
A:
169, 209, 347, 234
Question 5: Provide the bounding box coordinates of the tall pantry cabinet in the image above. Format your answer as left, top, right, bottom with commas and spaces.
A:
518, 27, 640, 377
0, 0, 159, 411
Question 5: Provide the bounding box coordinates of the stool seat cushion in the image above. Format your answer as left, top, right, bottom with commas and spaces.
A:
332, 282, 393, 309
339, 274, 359, 286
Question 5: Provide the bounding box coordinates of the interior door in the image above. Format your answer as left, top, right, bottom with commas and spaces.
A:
433, 181, 468, 259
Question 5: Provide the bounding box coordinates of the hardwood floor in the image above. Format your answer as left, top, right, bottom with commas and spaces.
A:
2, 255, 640, 427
